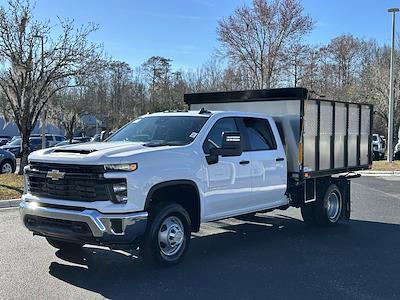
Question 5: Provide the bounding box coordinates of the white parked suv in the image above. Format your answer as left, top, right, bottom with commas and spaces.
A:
20, 88, 372, 266
30, 134, 66, 147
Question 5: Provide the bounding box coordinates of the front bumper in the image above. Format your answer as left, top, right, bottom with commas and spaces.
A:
20, 200, 148, 246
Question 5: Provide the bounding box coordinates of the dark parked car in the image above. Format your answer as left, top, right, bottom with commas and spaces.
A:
0, 137, 11, 146
0, 149, 16, 174
8, 136, 20, 143
0, 137, 50, 158
29, 137, 49, 152
0, 138, 21, 157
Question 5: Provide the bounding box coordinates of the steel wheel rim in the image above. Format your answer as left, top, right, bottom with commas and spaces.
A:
1, 162, 12, 174
158, 216, 185, 257
327, 191, 340, 221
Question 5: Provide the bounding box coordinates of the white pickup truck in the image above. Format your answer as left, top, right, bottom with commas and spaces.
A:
20, 88, 373, 266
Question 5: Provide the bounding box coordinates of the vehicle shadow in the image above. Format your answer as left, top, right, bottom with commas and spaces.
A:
48, 215, 400, 300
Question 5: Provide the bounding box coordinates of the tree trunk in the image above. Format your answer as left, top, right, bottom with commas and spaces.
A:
67, 126, 74, 144
19, 129, 31, 175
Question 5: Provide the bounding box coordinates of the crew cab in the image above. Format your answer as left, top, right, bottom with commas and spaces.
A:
20, 88, 373, 266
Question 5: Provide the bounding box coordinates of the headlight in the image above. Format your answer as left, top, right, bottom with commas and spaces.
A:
104, 163, 138, 172
110, 182, 128, 204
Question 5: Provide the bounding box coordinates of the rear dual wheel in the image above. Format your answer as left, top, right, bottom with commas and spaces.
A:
301, 184, 343, 226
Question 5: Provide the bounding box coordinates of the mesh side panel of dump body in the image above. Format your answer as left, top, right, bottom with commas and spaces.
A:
184, 88, 373, 178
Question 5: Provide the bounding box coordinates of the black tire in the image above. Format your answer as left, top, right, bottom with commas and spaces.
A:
0, 159, 15, 174
46, 238, 83, 252
373, 152, 379, 161
313, 184, 343, 226
300, 203, 317, 225
141, 202, 191, 267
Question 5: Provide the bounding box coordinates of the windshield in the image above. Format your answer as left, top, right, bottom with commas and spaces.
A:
8, 139, 21, 146
30, 138, 41, 146
107, 116, 208, 146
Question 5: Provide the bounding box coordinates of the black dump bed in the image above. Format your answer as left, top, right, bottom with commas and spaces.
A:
184, 87, 373, 179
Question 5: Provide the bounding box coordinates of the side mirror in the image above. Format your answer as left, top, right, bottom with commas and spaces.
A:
220, 131, 242, 156
206, 131, 243, 164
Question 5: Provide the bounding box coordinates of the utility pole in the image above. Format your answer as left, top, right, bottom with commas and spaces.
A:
387, 8, 399, 162
33, 35, 46, 149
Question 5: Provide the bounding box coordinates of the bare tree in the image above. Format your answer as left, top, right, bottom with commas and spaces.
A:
48, 89, 86, 142
284, 43, 310, 87
0, 0, 103, 173
327, 34, 362, 88
358, 42, 400, 137
109, 61, 133, 127
142, 56, 172, 111
217, 0, 313, 88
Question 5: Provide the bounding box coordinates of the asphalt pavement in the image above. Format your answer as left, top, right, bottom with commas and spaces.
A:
0, 176, 399, 300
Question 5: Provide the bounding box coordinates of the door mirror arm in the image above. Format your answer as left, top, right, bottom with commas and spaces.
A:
206, 153, 219, 165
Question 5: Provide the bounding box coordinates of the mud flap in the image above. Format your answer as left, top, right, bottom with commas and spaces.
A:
337, 178, 351, 221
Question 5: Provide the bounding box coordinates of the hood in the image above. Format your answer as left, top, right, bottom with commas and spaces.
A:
0, 145, 19, 149
28, 141, 179, 165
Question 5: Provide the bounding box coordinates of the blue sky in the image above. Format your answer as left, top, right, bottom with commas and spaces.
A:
1, 0, 399, 70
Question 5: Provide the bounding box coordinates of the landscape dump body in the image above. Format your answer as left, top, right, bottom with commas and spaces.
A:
184, 87, 373, 182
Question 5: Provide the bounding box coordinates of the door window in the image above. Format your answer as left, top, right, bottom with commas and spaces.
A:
203, 117, 238, 154
242, 118, 276, 151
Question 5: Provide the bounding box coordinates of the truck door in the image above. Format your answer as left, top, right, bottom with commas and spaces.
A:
240, 117, 287, 209
202, 117, 253, 220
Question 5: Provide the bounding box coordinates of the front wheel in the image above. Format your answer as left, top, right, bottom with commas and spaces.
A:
0, 160, 14, 174
141, 203, 191, 266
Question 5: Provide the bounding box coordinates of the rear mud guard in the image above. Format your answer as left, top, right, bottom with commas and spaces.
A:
337, 178, 351, 221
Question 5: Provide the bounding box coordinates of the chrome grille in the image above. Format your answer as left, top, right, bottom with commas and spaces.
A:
27, 162, 123, 202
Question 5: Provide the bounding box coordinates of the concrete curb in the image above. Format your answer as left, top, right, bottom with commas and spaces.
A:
0, 199, 20, 209
357, 171, 400, 176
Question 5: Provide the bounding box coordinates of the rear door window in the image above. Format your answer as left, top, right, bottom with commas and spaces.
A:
242, 118, 277, 151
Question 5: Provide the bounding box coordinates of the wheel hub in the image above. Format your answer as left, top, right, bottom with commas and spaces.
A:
1, 163, 12, 174
158, 216, 185, 256
327, 192, 340, 221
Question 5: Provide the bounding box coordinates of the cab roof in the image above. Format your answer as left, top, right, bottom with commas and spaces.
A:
144, 110, 272, 120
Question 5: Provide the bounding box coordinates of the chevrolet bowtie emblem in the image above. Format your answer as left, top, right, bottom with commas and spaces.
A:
46, 169, 65, 181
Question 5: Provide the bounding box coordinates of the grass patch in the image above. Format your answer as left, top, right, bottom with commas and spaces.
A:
371, 161, 400, 171
0, 174, 24, 200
